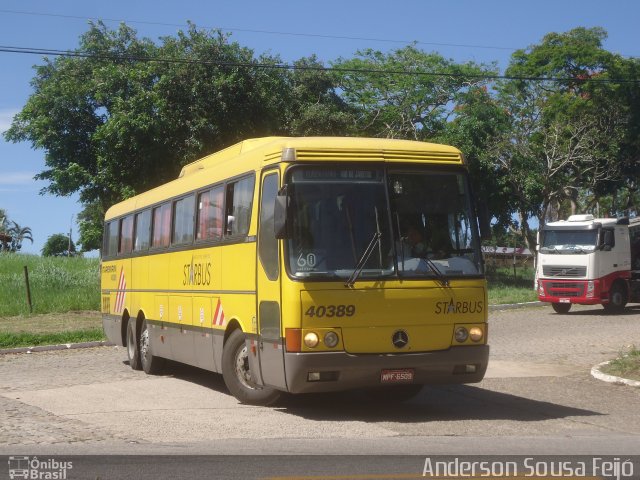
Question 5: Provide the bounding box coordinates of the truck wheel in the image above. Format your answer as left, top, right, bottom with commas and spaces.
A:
222, 329, 281, 406
139, 319, 165, 374
126, 317, 142, 370
551, 303, 571, 314
604, 283, 628, 313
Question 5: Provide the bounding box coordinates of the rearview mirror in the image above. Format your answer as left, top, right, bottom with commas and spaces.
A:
274, 185, 290, 239
600, 229, 614, 251
477, 200, 492, 241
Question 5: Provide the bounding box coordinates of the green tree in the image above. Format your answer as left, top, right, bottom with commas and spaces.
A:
42, 233, 76, 257
0, 216, 33, 252
285, 56, 356, 136
332, 45, 497, 139
437, 86, 514, 229
0, 209, 11, 252
497, 27, 632, 239
4, 22, 350, 249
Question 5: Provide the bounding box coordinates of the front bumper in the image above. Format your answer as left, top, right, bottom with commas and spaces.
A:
283, 345, 489, 394
537, 279, 601, 305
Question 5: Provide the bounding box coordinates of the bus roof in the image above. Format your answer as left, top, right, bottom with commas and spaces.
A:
105, 136, 463, 220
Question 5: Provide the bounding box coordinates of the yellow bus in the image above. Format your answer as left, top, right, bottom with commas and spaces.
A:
101, 136, 490, 405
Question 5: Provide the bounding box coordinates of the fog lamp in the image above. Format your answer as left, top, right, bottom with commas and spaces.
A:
469, 327, 483, 342
304, 332, 319, 348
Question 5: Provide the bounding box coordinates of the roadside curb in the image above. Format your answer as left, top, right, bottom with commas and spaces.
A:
591, 360, 640, 388
489, 301, 544, 311
0, 340, 114, 355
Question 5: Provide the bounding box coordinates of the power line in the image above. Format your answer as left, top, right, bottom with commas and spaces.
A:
0, 8, 518, 52
2, 44, 640, 85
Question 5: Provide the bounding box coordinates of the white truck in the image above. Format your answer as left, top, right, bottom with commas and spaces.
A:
536, 214, 640, 313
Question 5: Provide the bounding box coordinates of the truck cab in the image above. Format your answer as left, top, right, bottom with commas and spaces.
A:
536, 214, 640, 313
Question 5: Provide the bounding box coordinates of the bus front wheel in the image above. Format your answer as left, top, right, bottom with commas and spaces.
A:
222, 329, 281, 406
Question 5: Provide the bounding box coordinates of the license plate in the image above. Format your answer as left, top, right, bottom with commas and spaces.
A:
380, 369, 414, 383
559, 298, 571, 303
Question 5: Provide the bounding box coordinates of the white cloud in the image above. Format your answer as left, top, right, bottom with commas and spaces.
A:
0, 109, 19, 134
0, 172, 36, 185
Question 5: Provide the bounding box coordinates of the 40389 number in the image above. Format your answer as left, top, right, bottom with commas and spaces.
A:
304, 305, 356, 318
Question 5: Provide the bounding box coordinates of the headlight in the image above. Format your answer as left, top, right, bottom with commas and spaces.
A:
324, 331, 339, 348
304, 332, 319, 348
469, 327, 484, 342
454, 326, 468, 343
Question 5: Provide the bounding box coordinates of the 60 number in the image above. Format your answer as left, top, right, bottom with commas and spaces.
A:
305, 304, 356, 318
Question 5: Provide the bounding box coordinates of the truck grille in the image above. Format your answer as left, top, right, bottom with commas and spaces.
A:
545, 282, 585, 297
542, 266, 587, 278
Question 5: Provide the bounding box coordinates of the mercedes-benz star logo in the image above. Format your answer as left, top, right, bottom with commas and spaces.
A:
392, 330, 409, 349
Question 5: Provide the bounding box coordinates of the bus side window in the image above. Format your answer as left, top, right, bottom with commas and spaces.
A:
119, 215, 134, 255
104, 221, 119, 257
225, 176, 255, 237
172, 194, 195, 245
197, 186, 224, 241
152, 203, 171, 248
134, 209, 151, 251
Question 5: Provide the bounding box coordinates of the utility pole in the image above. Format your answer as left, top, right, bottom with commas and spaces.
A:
68, 214, 74, 257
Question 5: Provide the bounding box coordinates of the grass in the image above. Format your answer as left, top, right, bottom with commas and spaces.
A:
601, 347, 640, 382
486, 266, 538, 305
0, 253, 100, 316
0, 329, 105, 348
0, 254, 539, 348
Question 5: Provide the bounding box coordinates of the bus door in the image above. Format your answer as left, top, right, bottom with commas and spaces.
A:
254, 170, 287, 390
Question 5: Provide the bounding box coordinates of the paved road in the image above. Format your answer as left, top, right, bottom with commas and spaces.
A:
1, 304, 639, 464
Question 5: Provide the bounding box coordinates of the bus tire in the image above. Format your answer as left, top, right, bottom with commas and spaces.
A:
140, 319, 165, 375
365, 384, 423, 403
126, 317, 142, 370
551, 302, 571, 314
604, 282, 628, 313
222, 329, 281, 406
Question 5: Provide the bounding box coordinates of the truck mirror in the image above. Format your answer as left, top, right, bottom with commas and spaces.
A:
274, 185, 290, 239
601, 229, 614, 251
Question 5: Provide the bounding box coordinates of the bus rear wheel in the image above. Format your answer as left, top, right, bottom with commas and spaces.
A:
126, 317, 142, 370
139, 319, 165, 374
551, 302, 571, 314
222, 329, 281, 406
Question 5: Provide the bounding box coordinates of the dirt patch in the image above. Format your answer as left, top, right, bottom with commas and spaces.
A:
0, 311, 101, 334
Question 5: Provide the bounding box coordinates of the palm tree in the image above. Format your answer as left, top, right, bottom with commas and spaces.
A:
8, 221, 33, 252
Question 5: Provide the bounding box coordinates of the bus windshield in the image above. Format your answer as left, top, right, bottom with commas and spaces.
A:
286, 166, 482, 279
540, 229, 598, 254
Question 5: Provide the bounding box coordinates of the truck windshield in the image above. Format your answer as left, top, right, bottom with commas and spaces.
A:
540, 229, 598, 254
285, 165, 482, 279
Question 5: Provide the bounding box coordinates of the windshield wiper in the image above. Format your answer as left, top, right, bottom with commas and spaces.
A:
345, 207, 383, 288
423, 257, 449, 287
344, 231, 382, 288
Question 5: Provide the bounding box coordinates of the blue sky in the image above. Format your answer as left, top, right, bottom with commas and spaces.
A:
1, 0, 638, 256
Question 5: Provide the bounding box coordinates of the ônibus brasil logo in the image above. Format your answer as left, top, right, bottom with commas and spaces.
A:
8, 456, 73, 480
